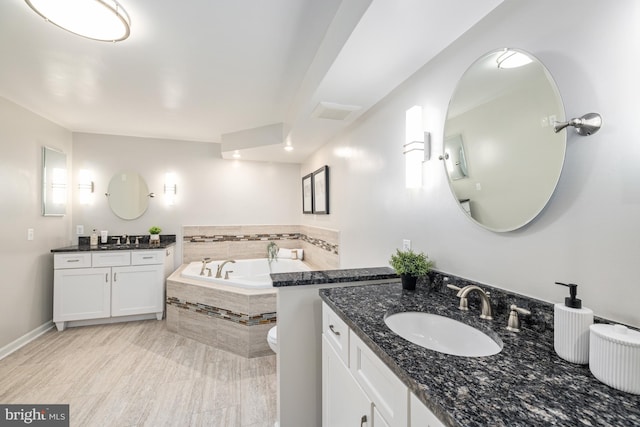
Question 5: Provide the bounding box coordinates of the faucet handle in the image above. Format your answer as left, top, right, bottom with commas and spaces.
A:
206, 268, 212, 277
446, 283, 462, 292
224, 270, 233, 280
506, 304, 531, 332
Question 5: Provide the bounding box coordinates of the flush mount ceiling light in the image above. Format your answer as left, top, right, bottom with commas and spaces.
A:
25, 0, 131, 42
496, 49, 532, 69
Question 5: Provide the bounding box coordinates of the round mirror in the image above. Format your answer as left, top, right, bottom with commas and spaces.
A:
107, 171, 150, 220
443, 48, 566, 232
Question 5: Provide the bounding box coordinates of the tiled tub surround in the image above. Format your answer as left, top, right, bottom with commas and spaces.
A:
166, 264, 277, 358
182, 225, 339, 270
320, 272, 640, 427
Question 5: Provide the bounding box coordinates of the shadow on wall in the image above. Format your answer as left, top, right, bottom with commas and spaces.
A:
182, 225, 340, 270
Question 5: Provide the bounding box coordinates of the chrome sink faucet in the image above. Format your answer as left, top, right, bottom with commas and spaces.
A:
200, 257, 211, 275
215, 260, 236, 278
455, 285, 493, 320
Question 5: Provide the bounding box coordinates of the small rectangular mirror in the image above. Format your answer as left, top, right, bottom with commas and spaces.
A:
42, 146, 67, 216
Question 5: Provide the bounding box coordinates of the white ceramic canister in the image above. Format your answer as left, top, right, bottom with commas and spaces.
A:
589, 324, 640, 394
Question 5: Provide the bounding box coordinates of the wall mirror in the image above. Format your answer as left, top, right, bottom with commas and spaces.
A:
42, 146, 67, 216
443, 48, 566, 232
106, 171, 150, 220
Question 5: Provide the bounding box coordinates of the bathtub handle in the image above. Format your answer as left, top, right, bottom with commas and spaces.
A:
329, 324, 341, 336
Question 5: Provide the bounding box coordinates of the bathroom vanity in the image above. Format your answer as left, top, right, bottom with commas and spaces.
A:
51, 239, 175, 331
320, 276, 640, 426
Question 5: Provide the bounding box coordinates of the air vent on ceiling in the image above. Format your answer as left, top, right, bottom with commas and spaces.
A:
311, 102, 361, 121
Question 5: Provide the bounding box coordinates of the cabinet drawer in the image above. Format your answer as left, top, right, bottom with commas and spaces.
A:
92, 251, 131, 267
322, 302, 350, 366
131, 250, 163, 265
350, 332, 408, 426
54, 253, 92, 269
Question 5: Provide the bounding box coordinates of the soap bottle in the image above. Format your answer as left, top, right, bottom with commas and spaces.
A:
90, 229, 98, 247
553, 282, 593, 364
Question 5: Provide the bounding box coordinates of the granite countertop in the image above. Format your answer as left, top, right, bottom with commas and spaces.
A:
51, 235, 176, 253
271, 266, 397, 287
319, 276, 640, 427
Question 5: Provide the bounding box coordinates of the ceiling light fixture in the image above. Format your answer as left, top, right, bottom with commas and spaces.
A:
25, 0, 131, 42
496, 49, 532, 69
284, 144, 294, 152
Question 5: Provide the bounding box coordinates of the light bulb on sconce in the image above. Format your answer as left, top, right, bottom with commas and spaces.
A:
404, 105, 429, 189
164, 172, 177, 206
78, 169, 95, 205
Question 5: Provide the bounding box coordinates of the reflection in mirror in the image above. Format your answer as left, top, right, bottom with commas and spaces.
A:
106, 171, 150, 220
443, 134, 468, 180
443, 48, 566, 232
42, 146, 67, 216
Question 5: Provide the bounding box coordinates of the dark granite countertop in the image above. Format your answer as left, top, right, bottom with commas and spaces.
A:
319, 273, 640, 427
51, 235, 176, 253
271, 266, 397, 287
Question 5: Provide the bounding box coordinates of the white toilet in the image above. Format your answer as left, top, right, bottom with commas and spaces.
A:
267, 325, 278, 353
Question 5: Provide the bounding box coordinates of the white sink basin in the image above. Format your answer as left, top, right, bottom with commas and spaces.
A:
384, 312, 502, 357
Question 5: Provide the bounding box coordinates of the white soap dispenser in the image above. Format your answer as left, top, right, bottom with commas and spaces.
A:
554, 282, 593, 364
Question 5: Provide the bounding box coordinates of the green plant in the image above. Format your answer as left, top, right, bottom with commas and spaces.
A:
148, 226, 162, 235
389, 249, 433, 277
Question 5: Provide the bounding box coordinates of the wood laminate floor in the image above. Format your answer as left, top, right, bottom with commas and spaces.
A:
0, 320, 277, 427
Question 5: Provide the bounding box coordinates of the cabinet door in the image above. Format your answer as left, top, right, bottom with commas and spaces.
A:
323, 335, 372, 427
111, 265, 163, 317
54, 267, 110, 322
410, 393, 445, 427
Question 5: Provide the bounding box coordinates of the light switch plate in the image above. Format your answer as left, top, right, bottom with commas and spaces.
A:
76, 225, 84, 235
27, 228, 34, 241
402, 239, 411, 251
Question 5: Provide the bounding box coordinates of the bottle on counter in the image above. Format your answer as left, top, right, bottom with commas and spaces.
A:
90, 229, 98, 247
554, 282, 593, 364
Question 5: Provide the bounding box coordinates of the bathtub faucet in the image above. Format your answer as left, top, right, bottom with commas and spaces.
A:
200, 257, 211, 276
216, 260, 236, 278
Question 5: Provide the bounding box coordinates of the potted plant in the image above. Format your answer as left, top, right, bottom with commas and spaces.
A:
149, 226, 162, 245
389, 249, 434, 291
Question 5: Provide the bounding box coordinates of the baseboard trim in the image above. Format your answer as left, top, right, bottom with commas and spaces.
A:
0, 320, 54, 360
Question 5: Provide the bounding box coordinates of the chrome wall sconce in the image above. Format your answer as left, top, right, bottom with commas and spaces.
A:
164, 172, 177, 205
78, 169, 95, 205
554, 113, 602, 136
404, 106, 429, 189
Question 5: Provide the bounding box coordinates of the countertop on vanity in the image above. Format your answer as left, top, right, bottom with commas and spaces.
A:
51, 235, 176, 253
320, 280, 640, 427
271, 266, 397, 287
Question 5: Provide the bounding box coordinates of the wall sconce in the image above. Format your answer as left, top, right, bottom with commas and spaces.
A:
164, 172, 177, 206
404, 105, 429, 188
78, 169, 94, 205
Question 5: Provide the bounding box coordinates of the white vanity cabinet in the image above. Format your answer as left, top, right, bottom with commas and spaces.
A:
322, 302, 445, 427
53, 247, 174, 331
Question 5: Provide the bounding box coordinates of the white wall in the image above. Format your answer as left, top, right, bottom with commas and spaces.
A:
72, 133, 301, 262
301, 0, 640, 327
0, 97, 72, 349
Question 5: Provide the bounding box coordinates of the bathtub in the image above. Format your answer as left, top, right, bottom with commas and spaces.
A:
180, 257, 310, 289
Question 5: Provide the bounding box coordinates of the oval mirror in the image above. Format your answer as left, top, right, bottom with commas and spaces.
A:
107, 171, 150, 220
443, 48, 566, 232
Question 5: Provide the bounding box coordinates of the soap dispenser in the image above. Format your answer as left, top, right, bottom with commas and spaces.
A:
90, 229, 98, 247
554, 282, 593, 364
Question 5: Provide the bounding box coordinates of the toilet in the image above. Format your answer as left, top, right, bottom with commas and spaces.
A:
267, 325, 278, 353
